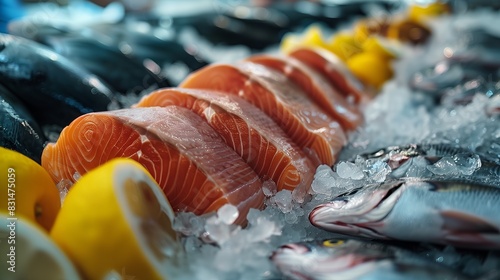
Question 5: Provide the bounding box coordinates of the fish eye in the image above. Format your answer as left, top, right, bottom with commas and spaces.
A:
322, 239, 344, 247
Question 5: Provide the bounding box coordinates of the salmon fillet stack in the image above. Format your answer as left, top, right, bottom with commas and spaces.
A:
41, 47, 367, 224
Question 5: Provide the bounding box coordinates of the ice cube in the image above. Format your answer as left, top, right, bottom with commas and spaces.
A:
272, 190, 293, 213
262, 180, 277, 197
336, 161, 364, 180
365, 160, 391, 182
217, 204, 239, 225
311, 165, 335, 195
56, 179, 72, 205
204, 217, 232, 245
453, 153, 482, 175
427, 157, 459, 176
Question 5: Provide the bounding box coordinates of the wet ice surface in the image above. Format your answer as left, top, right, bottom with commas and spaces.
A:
169, 10, 500, 280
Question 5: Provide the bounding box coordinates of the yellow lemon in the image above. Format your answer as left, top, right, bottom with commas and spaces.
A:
326, 32, 363, 62
362, 36, 400, 59
0, 147, 60, 232
409, 1, 451, 22
50, 158, 182, 280
347, 52, 393, 89
281, 25, 328, 53
280, 33, 301, 53
0, 213, 81, 280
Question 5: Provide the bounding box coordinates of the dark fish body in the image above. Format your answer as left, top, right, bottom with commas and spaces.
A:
0, 34, 115, 128
88, 24, 208, 79
310, 180, 500, 249
272, 238, 471, 280
44, 36, 170, 94
0, 84, 45, 163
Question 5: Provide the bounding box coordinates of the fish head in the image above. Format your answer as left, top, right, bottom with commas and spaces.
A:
271, 239, 393, 280
309, 181, 406, 239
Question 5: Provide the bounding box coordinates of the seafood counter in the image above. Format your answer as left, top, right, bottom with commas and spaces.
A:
1, 1, 500, 279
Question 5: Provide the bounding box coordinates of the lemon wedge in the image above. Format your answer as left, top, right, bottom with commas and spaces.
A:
0, 147, 60, 231
50, 158, 182, 280
281, 25, 328, 53
326, 32, 363, 62
0, 213, 81, 279
347, 52, 393, 89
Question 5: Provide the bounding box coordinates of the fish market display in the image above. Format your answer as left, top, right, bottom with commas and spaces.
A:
134, 88, 315, 200
272, 238, 470, 280
41, 106, 265, 225
310, 180, 500, 249
181, 62, 347, 166
3, 1, 500, 280
0, 84, 46, 163
246, 54, 363, 130
0, 33, 115, 128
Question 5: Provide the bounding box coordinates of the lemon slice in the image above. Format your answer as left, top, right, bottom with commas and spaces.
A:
50, 158, 182, 280
0, 213, 81, 280
0, 147, 60, 231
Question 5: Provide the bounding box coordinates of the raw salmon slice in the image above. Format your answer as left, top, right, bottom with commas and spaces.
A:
289, 48, 366, 104
246, 54, 363, 131
41, 106, 264, 224
180, 62, 347, 166
134, 88, 315, 200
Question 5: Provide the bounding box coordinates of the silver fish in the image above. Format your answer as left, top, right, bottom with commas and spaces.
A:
271, 238, 470, 280
355, 144, 499, 185
309, 180, 500, 249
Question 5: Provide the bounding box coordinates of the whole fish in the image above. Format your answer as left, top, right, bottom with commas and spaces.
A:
44, 36, 170, 94
0, 84, 46, 163
88, 23, 208, 80
271, 238, 471, 280
0, 34, 115, 128
354, 143, 500, 185
409, 61, 496, 96
309, 180, 500, 249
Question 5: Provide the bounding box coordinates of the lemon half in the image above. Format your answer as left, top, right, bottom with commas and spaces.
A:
50, 158, 182, 280
0, 214, 81, 280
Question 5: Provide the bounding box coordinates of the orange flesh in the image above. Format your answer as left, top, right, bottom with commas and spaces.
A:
247, 54, 363, 131
41, 107, 264, 224
180, 63, 346, 166
134, 88, 315, 197
289, 48, 366, 104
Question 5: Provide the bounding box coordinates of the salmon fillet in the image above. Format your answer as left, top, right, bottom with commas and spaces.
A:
134, 88, 315, 201
41, 106, 264, 224
289, 48, 367, 104
180, 62, 347, 166
246, 54, 363, 130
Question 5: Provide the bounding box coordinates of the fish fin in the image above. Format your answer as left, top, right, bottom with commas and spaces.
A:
441, 210, 499, 234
